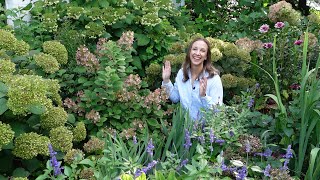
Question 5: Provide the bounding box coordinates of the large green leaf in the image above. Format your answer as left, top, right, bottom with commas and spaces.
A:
28, 105, 46, 115
135, 33, 150, 46
0, 98, 8, 115
0, 82, 8, 93
12, 168, 30, 178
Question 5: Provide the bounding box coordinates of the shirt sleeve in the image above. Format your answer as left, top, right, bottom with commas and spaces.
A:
162, 73, 181, 103
200, 75, 223, 108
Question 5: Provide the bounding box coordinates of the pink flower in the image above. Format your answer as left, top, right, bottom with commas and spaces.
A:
263, 42, 273, 49
274, 22, 285, 29
294, 40, 303, 45
259, 24, 269, 33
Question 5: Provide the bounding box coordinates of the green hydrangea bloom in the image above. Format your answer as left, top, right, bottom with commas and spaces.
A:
308, 11, 320, 25
40, 106, 68, 130
0, 121, 15, 151
83, 137, 105, 153
0, 29, 17, 52
211, 48, 223, 62
66, 6, 85, 20
237, 49, 251, 62
43, 41, 68, 65
46, 79, 62, 106
64, 149, 84, 164
221, 74, 238, 88
222, 42, 238, 57
50, 126, 73, 152
146, 63, 161, 77
72, 122, 86, 142
0, 59, 15, 83
6, 75, 53, 115
84, 22, 105, 39
206, 37, 225, 50
13, 132, 49, 159
33, 53, 60, 74
14, 40, 30, 56
277, 7, 301, 26
0, 49, 11, 60
237, 77, 256, 89
79, 168, 95, 180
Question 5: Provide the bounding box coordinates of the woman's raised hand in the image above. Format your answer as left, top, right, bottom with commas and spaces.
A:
199, 77, 207, 97
162, 61, 171, 83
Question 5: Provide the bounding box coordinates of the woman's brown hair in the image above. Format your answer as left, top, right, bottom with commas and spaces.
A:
182, 38, 219, 82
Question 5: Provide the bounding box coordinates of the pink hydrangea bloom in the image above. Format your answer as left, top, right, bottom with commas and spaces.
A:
259, 24, 269, 33
263, 42, 273, 49
294, 40, 303, 45
274, 22, 285, 29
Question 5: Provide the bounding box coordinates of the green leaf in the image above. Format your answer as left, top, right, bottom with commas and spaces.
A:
28, 105, 46, 115
12, 168, 30, 178
64, 166, 72, 177
79, 159, 94, 167
136, 173, 146, 180
147, 119, 160, 128
196, 144, 204, 154
230, 160, 244, 167
132, 56, 142, 69
99, 1, 109, 8
251, 166, 263, 173
67, 114, 76, 123
167, 171, 177, 180
0, 98, 8, 115
78, 77, 88, 83
0, 92, 5, 98
135, 33, 150, 46
0, 82, 8, 93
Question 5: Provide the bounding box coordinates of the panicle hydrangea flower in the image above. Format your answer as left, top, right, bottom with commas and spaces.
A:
221, 74, 238, 88
146, 139, 155, 156
237, 49, 251, 62
66, 6, 85, 20
235, 37, 256, 53
85, 110, 101, 124
222, 42, 238, 57
42, 13, 59, 32
211, 48, 223, 62
141, 13, 162, 26
0, 121, 15, 151
48, 144, 63, 176
79, 168, 95, 180
300, 32, 318, 48
117, 31, 134, 50
275, 22, 285, 28
76, 45, 100, 71
184, 129, 192, 150
263, 42, 273, 49
84, 22, 105, 38
144, 87, 168, 110
259, 24, 270, 33
0, 29, 17, 52
64, 149, 84, 164
294, 40, 303, 45
13, 132, 50, 159
43, 41, 68, 65
120, 128, 136, 140
268, 1, 301, 25
83, 137, 105, 153
50, 126, 73, 152
72, 122, 87, 142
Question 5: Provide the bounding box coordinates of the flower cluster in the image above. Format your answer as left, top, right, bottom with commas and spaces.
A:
64, 149, 84, 164
0, 121, 14, 151
49, 126, 73, 152
66, 6, 85, 20
33, 53, 60, 73
6, 75, 53, 115
120, 128, 136, 140
184, 129, 192, 150
0, 29, 16, 52
84, 22, 105, 38
135, 160, 158, 177
76, 45, 100, 71
221, 74, 238, 88
48, 144, 63, 176
211, 48, 223, 62
221, 161, 247, 180
83, 137, 105, 153
85, 110, 101, 124
238, 135, 262, 155
300, 32, 318, 48
79, 168, 95, 180
308, 12, 320, 25
95, 38, 108, 57
146, 139, 155, 156
117, 31, 134, 50
281, 145, 293, 171
141, 13, 162, 27
41, 13, 59, 32
43, 41, 68, 65
72, 122, 87, 142
143, 87, 168, 109
43, 0, 60, 6
14, 40, 30, 56
0, 59, 16, 83
268, 1, 301, 25
99, 7, 129, 25
235, 37, 263, 53
63, 97, 85, 116
13, 132, 49, 159
40, 106, 68, 130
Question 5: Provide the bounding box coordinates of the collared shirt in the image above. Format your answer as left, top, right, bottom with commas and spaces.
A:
162, 68, 223, 120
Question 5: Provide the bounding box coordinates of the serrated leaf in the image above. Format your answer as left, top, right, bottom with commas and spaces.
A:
0, 98, 8, 115
28, 105, 46, 115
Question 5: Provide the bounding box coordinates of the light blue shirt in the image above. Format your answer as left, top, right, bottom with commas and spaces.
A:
162, 69, 223, 120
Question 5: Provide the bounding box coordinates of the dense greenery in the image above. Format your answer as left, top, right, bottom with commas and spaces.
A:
0, 0, 320, 179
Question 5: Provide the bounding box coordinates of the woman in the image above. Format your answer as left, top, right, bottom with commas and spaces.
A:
162, 38, 223, 120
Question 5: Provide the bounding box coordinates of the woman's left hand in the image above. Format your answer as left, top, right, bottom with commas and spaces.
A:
199, 77, 207, 97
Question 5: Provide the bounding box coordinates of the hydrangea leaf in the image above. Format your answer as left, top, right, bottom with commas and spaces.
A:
27, 105, 46, 115
0, 98, 8, 115
135, 33, 150, 46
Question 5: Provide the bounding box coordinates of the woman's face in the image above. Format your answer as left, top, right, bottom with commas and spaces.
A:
189, 40, 208, 67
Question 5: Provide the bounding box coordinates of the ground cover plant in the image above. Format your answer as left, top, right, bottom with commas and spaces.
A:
0, 0, 320, 179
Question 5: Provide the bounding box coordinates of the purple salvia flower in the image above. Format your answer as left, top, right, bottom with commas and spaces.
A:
146, 160, 158, 170
259, 24, 269, 33
264, 164, 271, 177
294, 40, 303, 45
263, 42, 273, 49
248, 98, 254, 108
275, 22, 285, 29
215, 139, 225, 145
176, 159, 189, 171
48, 144, 62, 176
236, 166, 248, 180
245, 141, 251, 153
134, 169, 142, 177
146, 139, 155, 156
285, 145, 293, 159
229, 131, 235, 137
133, 136, 137, 144
198, 135, 205, 144
263, 148, 273, 157
281, 159, 290, 171
255, 83, 260, 89
184, 129, 192, 150
221, 163, 228, 172
209, 129, 215, 143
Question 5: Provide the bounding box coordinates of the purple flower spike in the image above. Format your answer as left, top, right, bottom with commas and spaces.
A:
146, 139, 155, 156
209, 129, 215, 143
264, 164, 271, 177
184, 129, 192, 150
236, 166, 248, 180
133, 136, 137, 144
259, 24, 270, 33
215, 139, 225, 145
263, 42, 273, 49
275, 22, 285, 29
294, 40, 303, 45
248, 98, 254, 108
48, 144, 63, 176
